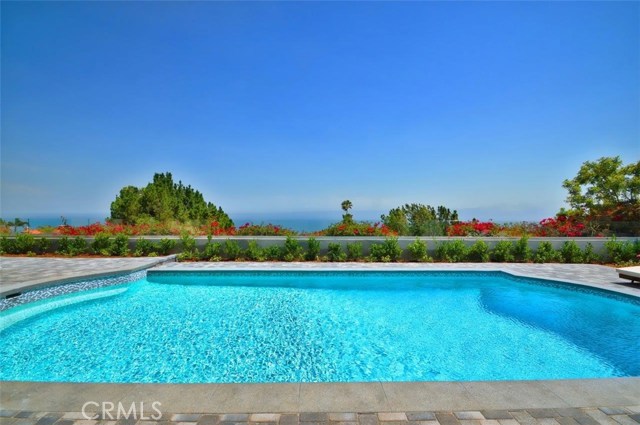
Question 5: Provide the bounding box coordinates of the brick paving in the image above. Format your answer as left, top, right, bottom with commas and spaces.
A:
1, 408, 639, 425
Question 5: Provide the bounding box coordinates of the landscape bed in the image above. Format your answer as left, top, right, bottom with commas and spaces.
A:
1, 270, 639, 384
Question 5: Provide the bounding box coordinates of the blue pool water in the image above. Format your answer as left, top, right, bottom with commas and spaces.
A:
1, 271, 639, 383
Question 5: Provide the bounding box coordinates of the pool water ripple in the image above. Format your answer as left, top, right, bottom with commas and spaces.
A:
1, 271, 638, 383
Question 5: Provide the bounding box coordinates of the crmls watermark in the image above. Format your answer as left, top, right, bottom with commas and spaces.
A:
82, 401, 162, 420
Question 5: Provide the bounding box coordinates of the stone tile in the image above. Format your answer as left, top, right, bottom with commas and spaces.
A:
250, 415, 281, 422
536, 420, 560, 425
279, 415, 298, 425
331, 422, 357, 425
61, 415, 86, 421
378, 414, 407, 422
555, 410, 587, 418
172, 415, 203, 422
601, 409, 631, 416
478, 421, 500, 425
198, 415, 220, 425
213, 384, 299, 413
496, 420, 519, 425
526, 409, 559, 419
35, 416, 61, 425
329, 414, 357, 422
574, 416, 600, 425
454, 412, 484, 420
480, 412, 512, 420
629, 414, 640, 424
542, 380, 640, 407
555, 418, 580, 425
0, 419, 16, 425
612, 416, 640, 425
406, 413, 436, 421
458, 421, 482, 425
626, 408, 640, 414
300, 384, 387, 413
14, 414, 34, 420
465, 382, 567, 410
358, 413, 378, 425
507, 411, 536, 425
435, 412, 460, 425
299, 413, 327, 422
219, 422, 248, 425
384, 382, 478, 411
407, 421, 438, 425
0, 413, 18, 419
584, 410, 620, 425
221, 416, 250, 422
10, 420, 36, 425
54, 421, 76, 425
73, 421, 98, 425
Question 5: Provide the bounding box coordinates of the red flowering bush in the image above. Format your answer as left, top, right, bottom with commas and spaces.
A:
446, 220, 501, 236
235, 223, 296, 236
318, 222, 396, 237
534, 214, 586, 237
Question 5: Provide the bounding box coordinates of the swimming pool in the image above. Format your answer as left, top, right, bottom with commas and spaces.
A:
1, 270, 639, 383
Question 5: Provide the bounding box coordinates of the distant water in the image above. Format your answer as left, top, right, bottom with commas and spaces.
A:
2, 214, 339, 233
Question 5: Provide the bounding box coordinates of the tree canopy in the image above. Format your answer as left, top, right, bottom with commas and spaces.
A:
110, 172, 233, 227
562, 156, 639, 234
381, 203, 458, 236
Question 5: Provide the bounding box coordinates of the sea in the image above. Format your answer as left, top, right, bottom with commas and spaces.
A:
2, 213, 352, 233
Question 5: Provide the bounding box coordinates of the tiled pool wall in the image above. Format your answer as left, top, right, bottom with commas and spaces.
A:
0, 270, 146, 311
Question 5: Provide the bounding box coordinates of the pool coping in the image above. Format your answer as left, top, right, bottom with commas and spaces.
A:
1, 261, 639, 414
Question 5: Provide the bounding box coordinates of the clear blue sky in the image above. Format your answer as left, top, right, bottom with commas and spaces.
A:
1, 1, 638, 221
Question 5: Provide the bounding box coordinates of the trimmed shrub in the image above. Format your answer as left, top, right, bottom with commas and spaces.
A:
369, 237, 403, 262
327, 243, 346, 262
202, 236, 223, 261
346, 242, 363, 261
534, 241, 562, 263
264, 245, 283, 261
157, 238, 177, 255
467, 240, 490, 262
178, 233, 198, 261
245, 240, 265, 261
583, 243, 601, 264
306, 237, 320, 261
491, 240, 514, 262
513, 236, 532, 262
92, 233, 112, 256
560, 240, 584, 264
134, 238, 156, 257
283, 236, 304, 262
407, 239, 429, 262
435, 240, 468, 262
59, 236, 88, 256
604, 237, 640, 264
110, 234, 129, 256
223, 239, 242, 261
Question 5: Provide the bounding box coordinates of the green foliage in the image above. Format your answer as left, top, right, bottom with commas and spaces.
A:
562, 156, 640, 235
12, 233, 35, 254
434, 240, 468, 262
223, 239, 242, 261
283, 236, 304, 261
467, 240, 490, 262
534, 241, 562, 263
327, 243, 346, 262
202, 237, 223, 261
346, 242, 363, 261
407, 239, 429, 262
583, 243, 601, 264
245, 240, 265, 261
110, 234, 129, 256
134, 238, 156, 257
35, 238, 50, 254
92, 233, 112, 256
264, 245, 283, 261
157, 238, 177, 255
305, 237, 320, 261
369, 237, 403, 262
491, 240, 514, 262
110, 172, 233, 227
513, 236, 532, 262
0, 237, 12, 254
58, 236, 88, 256
604, 237, 640, 264
560, 241, 584, 264
177, 233, 198, 261
381, 203, 458, 236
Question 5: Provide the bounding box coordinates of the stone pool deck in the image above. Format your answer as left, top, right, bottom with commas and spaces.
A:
1, 258, 639, 421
